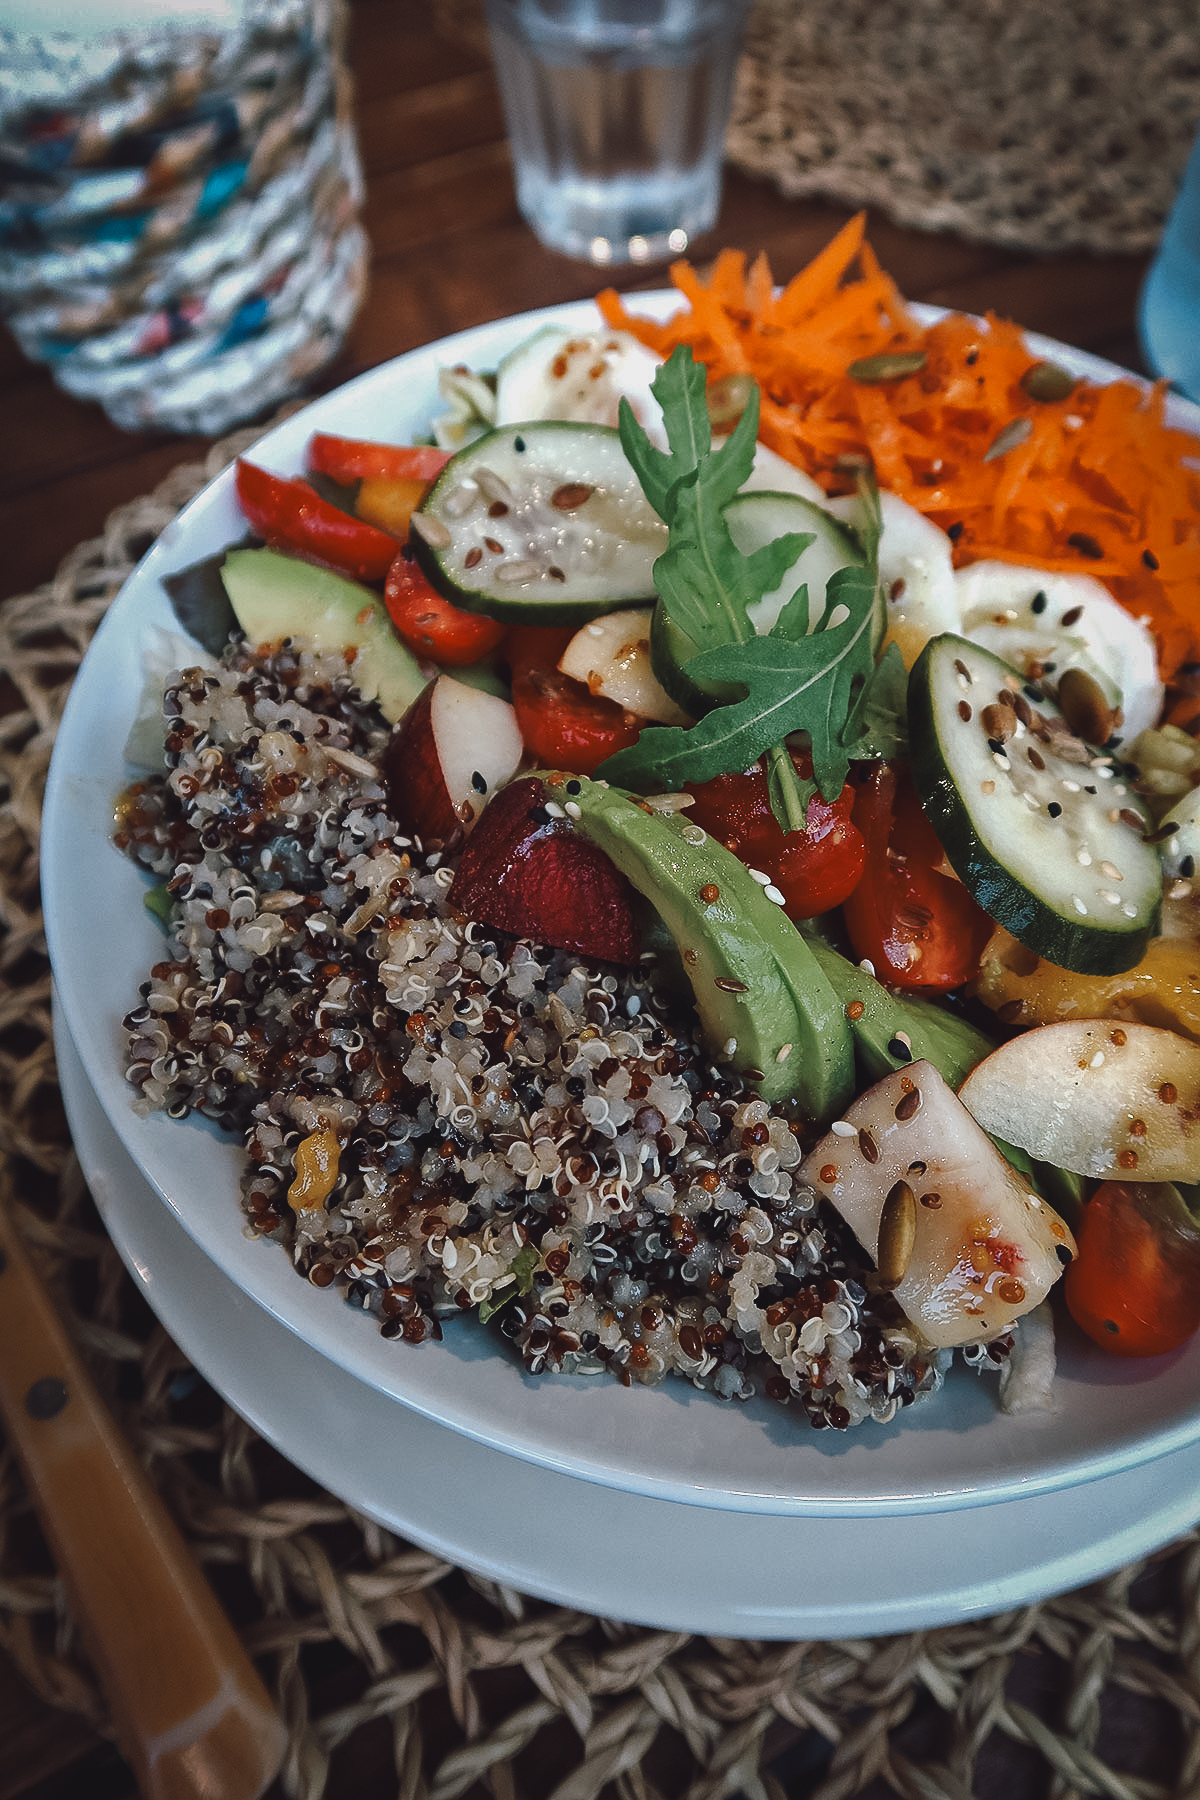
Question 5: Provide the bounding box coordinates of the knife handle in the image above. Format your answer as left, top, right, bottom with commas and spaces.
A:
0, 1201, 286, 1800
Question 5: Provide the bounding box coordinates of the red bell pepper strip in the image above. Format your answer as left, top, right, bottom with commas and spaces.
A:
307, 434, 452, 486
384, 548, 507, 666
235, 460, 398, 583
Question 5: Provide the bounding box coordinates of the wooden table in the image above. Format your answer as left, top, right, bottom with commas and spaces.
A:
0, 1, 1162, 1794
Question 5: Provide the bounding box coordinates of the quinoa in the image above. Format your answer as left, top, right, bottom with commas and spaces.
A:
117, 643, 1017, 1431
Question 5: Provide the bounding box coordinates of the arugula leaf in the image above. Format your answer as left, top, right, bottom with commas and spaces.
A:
600, 562, 878, 800
601, 346, 886, 830
840, 639, 909, 761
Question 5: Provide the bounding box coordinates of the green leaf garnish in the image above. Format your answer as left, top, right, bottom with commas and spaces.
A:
600, 346, 882, 828
143, 883, 174, 931
478, 1242, 541, 1323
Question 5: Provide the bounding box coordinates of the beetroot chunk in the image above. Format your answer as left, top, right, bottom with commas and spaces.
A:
447, 777, 640, 963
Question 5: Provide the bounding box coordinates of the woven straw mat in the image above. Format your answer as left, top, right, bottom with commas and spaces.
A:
434, 0, 1200, 255
5, 431, 1200, 1800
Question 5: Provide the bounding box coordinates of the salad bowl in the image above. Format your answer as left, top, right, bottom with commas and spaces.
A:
42, 294, 1200, 1519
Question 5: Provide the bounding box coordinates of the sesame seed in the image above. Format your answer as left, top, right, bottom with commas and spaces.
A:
723, 1037, 738, 1056
497, 561, 538, 583
1122, 903, 1139, 918
1077, 849, 1093, 866
1090, 1051, 1105, 1067
764, 885, 787, 905
1062, 779, 1081, 794
775, 1043, 793, 1063
1100, 891, 1122, 906
543, 800, 565, 818
1048, 802, 1063, 818
1170, 879, 1193, 900
992, 751, 1011, 770
564, 801, 582, 819
858, 958, 876, 977
748, 868, 772, 885
1072, 895, 1089, 914
831, 1121, 857, 1138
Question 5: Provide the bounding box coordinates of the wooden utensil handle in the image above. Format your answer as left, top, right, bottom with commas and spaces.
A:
0, 1201, 286, 1800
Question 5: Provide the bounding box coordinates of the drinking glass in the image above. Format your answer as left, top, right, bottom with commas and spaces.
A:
482, 0, 750, 266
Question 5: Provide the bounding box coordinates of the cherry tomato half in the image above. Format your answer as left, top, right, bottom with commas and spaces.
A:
841, 760, 993, 990
684, 754, 866, 920
507, 624, 644, 776
384, 549, 507, 666
1065, 1180, 1200, 1357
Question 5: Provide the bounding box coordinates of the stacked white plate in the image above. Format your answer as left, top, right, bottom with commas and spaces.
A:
43, 298, 1200, 1637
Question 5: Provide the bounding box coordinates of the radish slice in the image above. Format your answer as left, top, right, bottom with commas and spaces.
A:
798, 1062, 1074, 1348
958, 1019, 1200, 1182
430, 675, 524, 827
559, 608, 690, 724
829, 490, 959, 668
956, 563, 1163, 743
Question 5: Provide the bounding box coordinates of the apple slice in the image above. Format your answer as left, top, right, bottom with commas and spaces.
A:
559, 609, 691, 725
383, 673, 523, 843
798, 1062, 1074, 1348
447, 776, 640, 963
958, 1020, 1200, 1182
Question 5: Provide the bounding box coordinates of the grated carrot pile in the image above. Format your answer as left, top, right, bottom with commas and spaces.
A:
597, 214, 1200, 682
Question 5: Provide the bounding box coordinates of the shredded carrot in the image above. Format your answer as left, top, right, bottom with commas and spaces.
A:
597, 216, 1200, 681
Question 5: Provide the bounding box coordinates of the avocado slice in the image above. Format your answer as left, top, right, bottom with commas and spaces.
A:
220, 547, 427, 724
802, 933, 994, 1089
565, 778, 855, 1119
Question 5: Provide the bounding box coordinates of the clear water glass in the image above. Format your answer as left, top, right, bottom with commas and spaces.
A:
483, 0, 750, 266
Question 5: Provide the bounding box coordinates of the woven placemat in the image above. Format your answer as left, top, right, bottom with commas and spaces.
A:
4, 438, 1200, 1799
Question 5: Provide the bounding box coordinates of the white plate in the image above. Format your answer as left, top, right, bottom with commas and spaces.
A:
55, 1007, 1200, 1637
41, 294, 1200, 1518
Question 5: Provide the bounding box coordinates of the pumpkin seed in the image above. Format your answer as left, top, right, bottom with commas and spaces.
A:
1056, 666, 1119, 747
847, 351, 927, 384
875, 1180, 917, 1289
706, 372, 756, 427
983, 417, 1034, 462
1020, 360, 1077, 403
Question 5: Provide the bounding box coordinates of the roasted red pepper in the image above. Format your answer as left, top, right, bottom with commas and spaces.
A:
841, 760, 993, 989
307, 434, 451, 486
235, 459, 398, 583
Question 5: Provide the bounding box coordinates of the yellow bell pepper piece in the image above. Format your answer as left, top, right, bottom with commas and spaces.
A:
972, 928, 1200, 1045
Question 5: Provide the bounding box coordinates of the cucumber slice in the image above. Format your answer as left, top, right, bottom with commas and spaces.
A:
648, 490, 867, 714
909, 634, 1160, 975
410, 422, 668, 624
726, 490, 865, 635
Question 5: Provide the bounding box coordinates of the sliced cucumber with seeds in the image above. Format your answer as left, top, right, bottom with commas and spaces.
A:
410, 422, 668, 624
908, 634, 1160, 976
648, 489, 867, 715
727, 490, 866, 636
